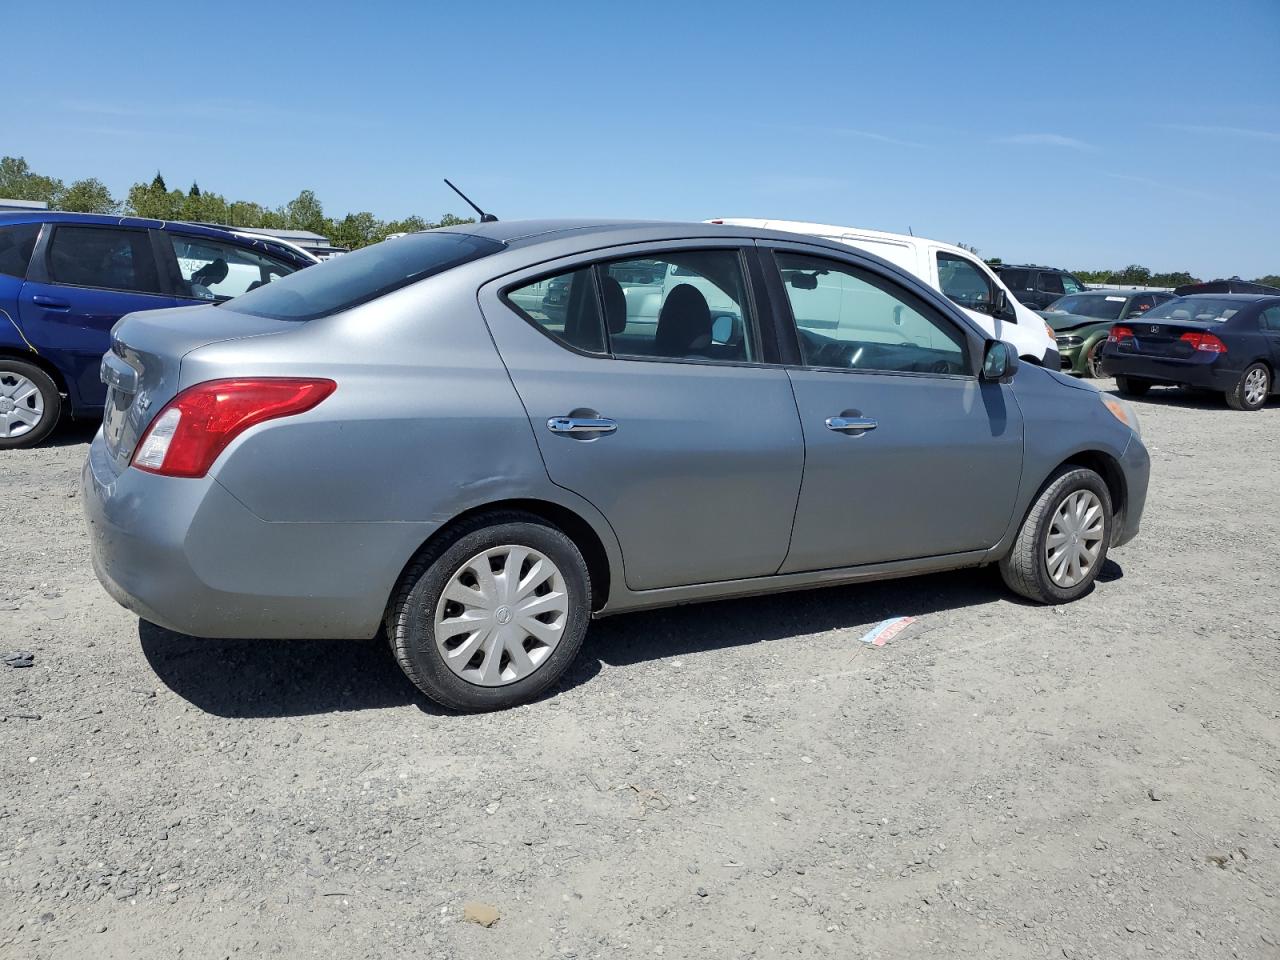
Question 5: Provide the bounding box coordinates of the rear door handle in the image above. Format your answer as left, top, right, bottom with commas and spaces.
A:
825, 416, 878, 434
32, 295, 70, 310
547, 416, 617, 435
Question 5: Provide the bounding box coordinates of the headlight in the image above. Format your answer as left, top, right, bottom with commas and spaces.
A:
1056, 336, 1084, 347
1101, 394, 1141, 436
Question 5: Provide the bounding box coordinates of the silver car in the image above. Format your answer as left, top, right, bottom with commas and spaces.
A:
84, 221, 1150, 712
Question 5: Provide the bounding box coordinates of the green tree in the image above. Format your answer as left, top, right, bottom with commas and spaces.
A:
284, 189, 327, 234
59, 178, 119, 214
189, 181, 201, 197
0, 156, 65, 205
1253, 275, 1280, 288
151, 171, 167, 192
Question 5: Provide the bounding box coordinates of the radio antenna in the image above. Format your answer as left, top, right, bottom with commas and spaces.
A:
443, 179, 498, 223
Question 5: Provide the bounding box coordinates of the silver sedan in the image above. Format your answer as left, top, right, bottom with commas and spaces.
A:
84, 220, 1149, 712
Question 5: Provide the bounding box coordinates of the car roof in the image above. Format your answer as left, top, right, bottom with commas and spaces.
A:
434, 218, 871, 253
705, 217, 989, 260
1176, 293, 1279, 302
0, 209, 268, 243
996, 263, 1074, 273
1064, 288, 1161, 296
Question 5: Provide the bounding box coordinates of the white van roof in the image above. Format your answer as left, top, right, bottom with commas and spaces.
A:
709, 218, 976, 259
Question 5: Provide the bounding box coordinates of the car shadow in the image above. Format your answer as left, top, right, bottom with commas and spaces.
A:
140, 563, 1126, 719
46, 418, 100, 448
1100, 383, 1258, 411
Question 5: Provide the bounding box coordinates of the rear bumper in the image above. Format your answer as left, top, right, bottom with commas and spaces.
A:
1100, 352, 1240, 391
82, 432, 434, 639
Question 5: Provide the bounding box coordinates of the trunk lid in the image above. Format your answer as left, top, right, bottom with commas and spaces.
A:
100, 304, 300, 469
1115, 319, 1224, 359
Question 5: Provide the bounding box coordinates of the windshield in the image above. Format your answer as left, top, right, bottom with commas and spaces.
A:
1143, 297, 1240, 323
1046, 293, 1127, 320
220, 231, 503, 321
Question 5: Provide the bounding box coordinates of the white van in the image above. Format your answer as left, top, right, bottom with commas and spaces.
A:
709, 218, 1059, 367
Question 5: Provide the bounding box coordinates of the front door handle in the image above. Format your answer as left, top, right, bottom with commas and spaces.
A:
32, 295, 70, 310
825, 416, 878, 434
547, 416, 617, 435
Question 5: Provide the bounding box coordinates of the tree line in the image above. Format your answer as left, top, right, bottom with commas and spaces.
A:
970, 245, 1276, 289
0, 156, 472, 250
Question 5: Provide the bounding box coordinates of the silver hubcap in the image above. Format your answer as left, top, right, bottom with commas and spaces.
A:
0, 372, 45, 438
1045, 489, 1105, 588
433, 545, 569, 687
1244, 368, 1268, 406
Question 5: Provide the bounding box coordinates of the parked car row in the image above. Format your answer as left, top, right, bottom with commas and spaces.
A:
0, 211, 314, 447
83, 219, 1150, 712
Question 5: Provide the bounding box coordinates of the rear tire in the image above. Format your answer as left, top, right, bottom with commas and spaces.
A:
0, 359, 61, 449
1114, 375, 1151, 398
1225, 362, 1270, 411
385, 512, 591, 712
1000, 467, 1113, 605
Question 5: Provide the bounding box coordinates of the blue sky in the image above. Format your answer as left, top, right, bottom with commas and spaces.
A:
4, 0, 1278, 277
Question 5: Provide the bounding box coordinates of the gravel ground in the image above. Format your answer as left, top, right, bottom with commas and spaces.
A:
2, 381, 1278, 960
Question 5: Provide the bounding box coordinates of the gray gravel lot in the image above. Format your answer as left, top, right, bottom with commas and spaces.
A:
2, 381, 1278, 960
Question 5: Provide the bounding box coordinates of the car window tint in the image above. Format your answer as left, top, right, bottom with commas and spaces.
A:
1261, 307, 1280, 331
47, 226, 162, 294
776, 252, 967, 375
1125, 294, 1157, 317
168, 234, 298, 301
937, 252, 993, 311
1061, 274, 1085, 294
507, 267, 606, 354
221, 232, 503, 321
1037, 273, 1065, 295
598, 251, 757, 363
999, 268, 1031, 290
0, 222, 41, 279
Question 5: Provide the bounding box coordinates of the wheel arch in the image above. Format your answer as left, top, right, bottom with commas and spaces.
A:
0, 347, 70, 400
392, 498, 615, 613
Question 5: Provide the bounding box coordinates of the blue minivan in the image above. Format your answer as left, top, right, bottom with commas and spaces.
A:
0, 212, 315, 447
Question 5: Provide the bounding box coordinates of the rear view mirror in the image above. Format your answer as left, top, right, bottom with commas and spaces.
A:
787, 272, 818, 290
981, 339, 1019, 382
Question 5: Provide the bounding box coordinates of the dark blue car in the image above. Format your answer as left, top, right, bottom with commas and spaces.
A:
0, 212, 314, 447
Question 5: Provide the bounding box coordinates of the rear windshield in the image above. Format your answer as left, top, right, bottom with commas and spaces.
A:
1144, 297, 1240, 323
1046, 293, 1126, 320
220, 231, 503, 321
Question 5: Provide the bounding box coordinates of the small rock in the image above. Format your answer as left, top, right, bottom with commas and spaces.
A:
1146, 788, 1164, 802
463, 901, 500, 927
695, 887, 708, 898
3, 651, 34, 668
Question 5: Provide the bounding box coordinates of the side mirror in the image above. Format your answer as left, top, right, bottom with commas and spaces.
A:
991, 287, 1009, 317
981, 339, 1019, 382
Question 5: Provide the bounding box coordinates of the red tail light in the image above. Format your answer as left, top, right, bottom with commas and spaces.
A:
1108, 325, 1135, 343
131, 378, 336, 478
1179, 331, 1228, 354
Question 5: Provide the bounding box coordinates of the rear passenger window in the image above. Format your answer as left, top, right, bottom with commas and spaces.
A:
776, 252, 968, 375
598, 251, 757, 362
0, 222, 41, 279
1037, 273, 1065, 296
1262, 307, 1280, 332
507, 267, 606, 354
47, 226, 162, 294
999, 268, 1031, 290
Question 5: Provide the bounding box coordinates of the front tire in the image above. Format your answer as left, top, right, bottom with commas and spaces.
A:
1114, 375, 1151, 398
0, 359, 61, 449
1084, 340, 1106, 379
1000, 467, 1113, 605
386, 513, 591, 712
1226, 362, 1270, 411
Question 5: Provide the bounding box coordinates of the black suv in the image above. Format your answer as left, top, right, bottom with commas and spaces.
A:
995, 264, 1089, 310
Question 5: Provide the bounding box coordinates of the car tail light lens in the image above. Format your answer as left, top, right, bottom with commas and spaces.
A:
1044, 321, 1056, 342
1179, 331, 1228, 353
132, 378, 336, 478
1108, 325, 1135, 344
